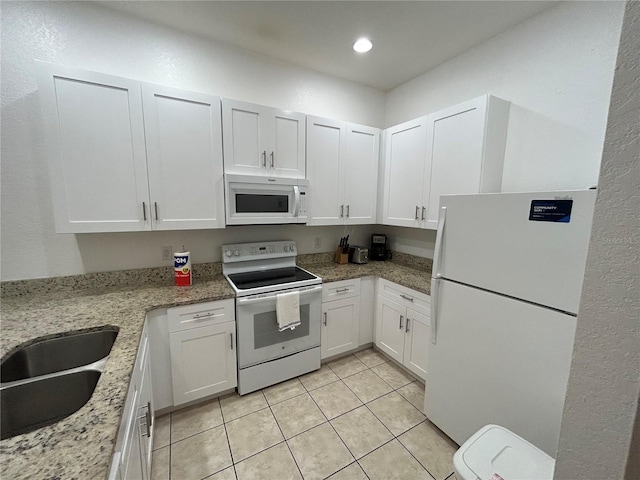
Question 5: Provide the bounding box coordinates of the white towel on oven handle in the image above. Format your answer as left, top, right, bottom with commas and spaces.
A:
276, 290, 301, 331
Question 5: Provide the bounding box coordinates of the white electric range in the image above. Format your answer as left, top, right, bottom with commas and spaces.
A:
222, 241, 322, 394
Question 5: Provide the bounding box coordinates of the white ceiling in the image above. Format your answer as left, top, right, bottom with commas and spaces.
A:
100, 1, 558, 91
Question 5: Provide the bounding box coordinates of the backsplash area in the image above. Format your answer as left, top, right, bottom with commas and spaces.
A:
0, 251, 431, 297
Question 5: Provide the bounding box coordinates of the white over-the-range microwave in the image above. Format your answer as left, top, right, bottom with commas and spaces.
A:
224, 174, 309, 225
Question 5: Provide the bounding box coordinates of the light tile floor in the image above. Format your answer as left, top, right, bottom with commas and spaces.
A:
151, 348, 459, 480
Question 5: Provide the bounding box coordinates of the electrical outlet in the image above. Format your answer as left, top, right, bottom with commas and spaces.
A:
314, 237, 321, 249
161, 246, 173, 261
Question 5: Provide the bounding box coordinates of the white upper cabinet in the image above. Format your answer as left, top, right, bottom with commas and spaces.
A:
142, 84, 225, 230
306, 116, 380, 226
381, 94, 509, 229
344, 123, 380, 224
222, 99, 306, 178
39, 64, 226, 233
39, 64, 150, 233
424, 94, 510, 229
381, 116, 430, 228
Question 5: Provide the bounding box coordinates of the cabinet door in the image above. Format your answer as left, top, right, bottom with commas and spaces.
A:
321, 297, 360, 359
143, 84, 225, 230
222, 99, 268, 175
121, 384, 144, 480
424, 95, 509, 229
344, 124, 380, 224
403, 308, 430, 380
38, 64, 150, 233
425, 97, 486, 229
268, 108, 306, 178
137, 349, 154, 479
381, 117, 428, 228
170, 322, 237, 406
306, 116, 345, 225
375, 297, 406, 363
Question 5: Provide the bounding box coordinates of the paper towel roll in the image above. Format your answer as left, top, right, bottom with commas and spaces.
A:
174, 251, 192, 286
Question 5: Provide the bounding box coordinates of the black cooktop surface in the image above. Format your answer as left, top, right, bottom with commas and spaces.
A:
227, 266, 317, 290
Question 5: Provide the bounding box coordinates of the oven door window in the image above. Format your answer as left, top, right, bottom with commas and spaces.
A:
236, 194, 289, 213
254, 305, 310, 348
236, 291, 321, 369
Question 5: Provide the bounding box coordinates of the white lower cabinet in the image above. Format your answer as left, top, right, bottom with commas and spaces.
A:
321, 279, 361, 359
168, 299, 237, 406
110, 325, 154, 480
375, 279, 430, 380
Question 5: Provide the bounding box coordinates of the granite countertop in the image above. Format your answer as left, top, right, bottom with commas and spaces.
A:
0, 258, 430, 479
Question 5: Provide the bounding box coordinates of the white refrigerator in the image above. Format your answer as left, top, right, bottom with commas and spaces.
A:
424, 190, 596, 457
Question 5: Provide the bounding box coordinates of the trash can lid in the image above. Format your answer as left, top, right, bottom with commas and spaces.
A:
458, 425, 555, 480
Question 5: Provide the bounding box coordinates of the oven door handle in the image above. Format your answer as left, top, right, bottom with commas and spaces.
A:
236, 285, 323, 305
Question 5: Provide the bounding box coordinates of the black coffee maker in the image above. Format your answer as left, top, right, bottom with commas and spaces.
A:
370, 234, 388, 261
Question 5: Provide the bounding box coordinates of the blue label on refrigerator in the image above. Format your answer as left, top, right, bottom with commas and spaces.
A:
529, 200, 573, 222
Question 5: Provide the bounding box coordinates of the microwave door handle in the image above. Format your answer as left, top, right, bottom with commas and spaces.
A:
293, 186, 300, 217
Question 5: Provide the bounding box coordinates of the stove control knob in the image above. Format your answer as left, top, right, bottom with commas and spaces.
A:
284, 245, 290, 252
225, 250, 232, 257
233, 250, 239, 256
290, 244, 296, 252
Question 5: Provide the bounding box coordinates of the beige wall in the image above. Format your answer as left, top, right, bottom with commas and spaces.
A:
555, 2, 640, 478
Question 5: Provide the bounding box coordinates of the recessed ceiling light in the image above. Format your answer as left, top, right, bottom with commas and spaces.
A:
353, 37, 373, 53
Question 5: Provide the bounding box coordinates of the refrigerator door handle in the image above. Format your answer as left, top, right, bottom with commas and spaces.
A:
432, 206, 447, 278
431, 278, 440, 344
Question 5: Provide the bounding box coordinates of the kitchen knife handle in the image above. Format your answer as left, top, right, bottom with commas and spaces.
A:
142, 202, 147, 221
399, 315, 404, 330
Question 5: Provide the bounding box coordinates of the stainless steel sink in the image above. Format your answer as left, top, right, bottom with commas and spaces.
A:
1, 369, 101, 440
1, 327, 118, 382
0, 326, 119, 440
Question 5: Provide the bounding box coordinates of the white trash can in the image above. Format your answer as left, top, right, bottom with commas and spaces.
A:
453, 424, 555, 480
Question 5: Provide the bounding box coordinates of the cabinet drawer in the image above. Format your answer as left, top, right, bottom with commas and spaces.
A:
322, 278, 361, 302
168, 299, 235, 333
378, 279, 430, 315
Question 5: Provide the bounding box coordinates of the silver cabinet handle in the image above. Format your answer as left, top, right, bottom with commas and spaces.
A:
336, 288, 349, 293
262, 150, 267, 167
230, 333, 234, 350
154, 202, 159, 221
421, 206, 426, 221
323, 312, 327, 326
399, 315, 404, 330
415, 206, 419, 220
142, 202, 147, 221
270, 151, 274, 167
340, 205, 344, 217
406, 318, 410, 333
138, 403, 151, 437
346, 205, 350, 217
400, 294, 414, 302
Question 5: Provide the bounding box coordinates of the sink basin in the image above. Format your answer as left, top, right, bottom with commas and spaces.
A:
1, 327, 118, 383
1, 369, 101, 440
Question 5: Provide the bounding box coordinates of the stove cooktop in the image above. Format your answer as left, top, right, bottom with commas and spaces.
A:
227, 266, 316, 291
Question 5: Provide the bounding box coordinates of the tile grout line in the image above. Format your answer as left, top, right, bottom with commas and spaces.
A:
334, 359, 435, 480
263, 381, 306, 480
297, 367, 367, 480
